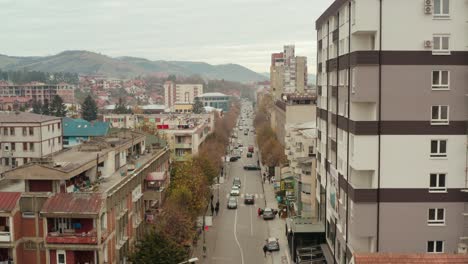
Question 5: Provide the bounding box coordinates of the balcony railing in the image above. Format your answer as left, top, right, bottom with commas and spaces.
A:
0, 231, 11, 242
46, 229, 103, 245
174, 143, 192, 149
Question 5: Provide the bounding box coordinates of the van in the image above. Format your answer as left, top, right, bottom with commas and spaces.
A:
248, 146, 254, 153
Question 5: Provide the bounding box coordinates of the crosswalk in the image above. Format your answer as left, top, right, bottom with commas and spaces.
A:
226, 193, 264, 199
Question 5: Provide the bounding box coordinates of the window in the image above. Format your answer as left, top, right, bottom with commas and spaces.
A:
23, 143, 27, 151
11, 143, 15, 152
430, 173, 446, 192
428, 208, 445, 225
430, 140, 447, 158
3, 128, 7, 136
29, 143, 34, 152
427, 240, 444, 253
58, 123, 61, 129
432, 35, 450, 55
433, 0, 449, 17
10, 127, 14, 136
57, 250, 66, 264
22, 127, 27, 136
431, 105, 449, 125
58, 137, 61, 144
432, 70, 449, 90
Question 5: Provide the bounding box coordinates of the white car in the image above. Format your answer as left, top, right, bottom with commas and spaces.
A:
230, 186, 240, 196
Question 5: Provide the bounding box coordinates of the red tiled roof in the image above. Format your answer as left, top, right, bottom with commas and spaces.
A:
354, 253, 468, 264
41, 193, 103, 215
0, 192, 21, 212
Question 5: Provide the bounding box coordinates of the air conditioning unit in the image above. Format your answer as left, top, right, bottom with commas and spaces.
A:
425, 5, 433, 14
424, 40, 432, 48
425, 0, 432, 5
458, 243, 467, 254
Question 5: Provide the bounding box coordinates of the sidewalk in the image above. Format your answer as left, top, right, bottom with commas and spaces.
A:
260, 164, 291, 264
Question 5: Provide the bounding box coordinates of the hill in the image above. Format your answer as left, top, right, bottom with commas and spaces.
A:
0, 50, 267, 83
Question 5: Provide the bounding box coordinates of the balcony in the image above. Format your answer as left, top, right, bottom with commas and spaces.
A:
175, 143, 192, 149
46, 218, 106, 245
0, 231, 10, 242
46, 230, 102, 245
0, 218, 11, 242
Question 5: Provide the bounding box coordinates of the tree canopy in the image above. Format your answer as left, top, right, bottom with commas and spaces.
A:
129, 231, 188, 264
81, 95, 98, 121
192, 99, 204, 114
49, 95, 68, 117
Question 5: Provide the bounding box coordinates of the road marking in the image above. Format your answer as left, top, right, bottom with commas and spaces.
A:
234, 204, 245, 264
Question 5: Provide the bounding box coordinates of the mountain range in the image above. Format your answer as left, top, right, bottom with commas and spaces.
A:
0, 50, 267, 83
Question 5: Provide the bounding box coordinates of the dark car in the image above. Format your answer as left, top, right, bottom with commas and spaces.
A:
244, 194, 255, 204
227, 197, 237, 209
229, 156, 240, 162
246, 152, 253, 158
265, 237, 280, 251
243, 164, 261, 170
262, 208, 277, 220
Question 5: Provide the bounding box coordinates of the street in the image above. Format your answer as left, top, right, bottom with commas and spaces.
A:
193, 106, 291, 264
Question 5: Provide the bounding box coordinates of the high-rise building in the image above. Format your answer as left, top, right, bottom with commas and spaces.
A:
270, 46, 308, 99
163, 81, 203, 111
315, 0, 467, 263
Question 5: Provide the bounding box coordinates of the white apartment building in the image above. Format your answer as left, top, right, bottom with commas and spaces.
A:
164, 81, 203, 111
0, 112, 63, 173
315, 0, 467, 263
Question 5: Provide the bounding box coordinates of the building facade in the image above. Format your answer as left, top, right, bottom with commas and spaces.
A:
0, 82, 75, 106
163, 81, 203, 111
62, 118, 110, 147
195, 93, 231, 112
0, 112, 63, 174
315, 0, 468, 263
0, 131, 171, 263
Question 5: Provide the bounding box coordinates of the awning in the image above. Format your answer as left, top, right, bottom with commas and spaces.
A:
146, 171, 166, 181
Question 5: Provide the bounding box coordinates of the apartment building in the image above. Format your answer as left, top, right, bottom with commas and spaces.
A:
270, 46, 308, 100
315, 0, 468, 263
163, 81, 203, 111
0, 131, 170, 263
0, 112, 63, 174
195, 92, 231, 112
0, 82, 75, 106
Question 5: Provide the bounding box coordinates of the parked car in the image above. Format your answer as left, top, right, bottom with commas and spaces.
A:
230, 186, 240, 196
248, 145, 254, 152
244, 194, 255, 204
229, 156, 239, 162
246, 152, 253, 158
243, 164, 261, 170
233, 177, 241, 188
227, 196, 237, 209
265, 237, 280, 251
244, 130, 248, 135
262, 208, 277, 220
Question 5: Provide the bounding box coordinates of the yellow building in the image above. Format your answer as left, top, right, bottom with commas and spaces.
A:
174, 103, 193, 113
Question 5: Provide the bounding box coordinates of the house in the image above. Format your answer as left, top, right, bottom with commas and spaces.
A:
62, 118, 110, 147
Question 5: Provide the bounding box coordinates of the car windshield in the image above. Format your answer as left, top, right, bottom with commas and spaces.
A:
232, 186, 240, 190
264, 208, 272, 213
229, 197, 236, 203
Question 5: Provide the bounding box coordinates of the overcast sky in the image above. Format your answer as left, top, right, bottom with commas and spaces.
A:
0, 0, 332, 73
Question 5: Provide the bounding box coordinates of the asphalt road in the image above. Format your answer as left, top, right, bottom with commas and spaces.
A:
198, 110, 290, 264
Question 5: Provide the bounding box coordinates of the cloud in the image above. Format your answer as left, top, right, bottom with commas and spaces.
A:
0, 0, 332, 73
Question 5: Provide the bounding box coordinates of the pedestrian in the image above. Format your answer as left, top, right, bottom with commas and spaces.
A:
263, 244, 268, 257
257, 207, 261, 216
210, 194, 214, 201
216, 200, 220, 209
215, 204, 219, 216
211, 204, 215, 216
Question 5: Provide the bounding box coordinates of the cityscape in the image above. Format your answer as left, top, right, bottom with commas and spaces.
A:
0, 0, 467, 264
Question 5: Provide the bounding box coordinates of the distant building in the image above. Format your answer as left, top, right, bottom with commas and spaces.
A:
103, 114, 138, 129
0, 82, 75, 106
174, 102, 193, 113
140, 104, 165, 114
163, 81, 203, 111
0, 112, 63, 174
196, 92, 231, 112
62, 117, 110, 147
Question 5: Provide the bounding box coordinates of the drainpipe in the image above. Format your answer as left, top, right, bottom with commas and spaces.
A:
376, 0, 383, 252
345, 1, 352, 262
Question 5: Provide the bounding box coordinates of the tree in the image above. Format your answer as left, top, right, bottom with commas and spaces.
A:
41, 100, 50, 116
114, 97, 130, 114
192, 98, 204, 114
129, 231, 188, 264
81, 95, 98, 121
49, 95, 67, 117
32, 101, 42, 114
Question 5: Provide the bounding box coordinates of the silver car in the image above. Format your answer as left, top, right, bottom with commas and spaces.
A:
227, 197, 237, 209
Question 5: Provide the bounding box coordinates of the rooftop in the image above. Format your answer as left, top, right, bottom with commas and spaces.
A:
353, 253, 468, 264
41, 193, 103, 216
198, 92, 229, 97
0, 192, 21, 212
0, 112, 61, 123
63, 117, 109, 137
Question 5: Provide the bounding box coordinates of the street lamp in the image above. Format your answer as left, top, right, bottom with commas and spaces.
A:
177, 257, 199, 264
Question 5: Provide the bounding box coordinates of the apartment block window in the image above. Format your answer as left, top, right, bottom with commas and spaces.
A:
29, 127, 34, 136
10, 127, 14, 136
22, 127, 27, 136
432, 35, 450, 55
3, 128, 7, 136
29, 143, 34, 152
429, 173, 446, 192
431, 105, 449, 125
427, 240, 444, 253
430, 140, 447, 158
428, 208, 445, 225
433, 0, 449, 17
432, 70, 449, 90
11, 143, 15, 152
23, 143, 27, 151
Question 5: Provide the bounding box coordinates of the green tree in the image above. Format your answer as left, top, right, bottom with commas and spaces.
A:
129, 231, 188, 264
114, 97, 130, 114
49, 95, 68, 117
32, 101, 42, 114
41, 100, 50, 115
192, 98, 204, 114
81, 95, 98, 121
